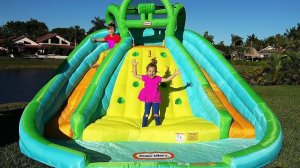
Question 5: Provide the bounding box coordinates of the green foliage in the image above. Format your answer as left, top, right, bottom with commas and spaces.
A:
0, 19, 49, 40
214, 41, 231, 56
245, 34, 264, 51
0, 27, 4, 37
245, 52, 300, 85
203, 31, 214, 44
285, 23, 300, 51
0, 20, 27, 38
228, 23, 299, 59
231, 34, 244, 47
0, 57, 63, 69
230, 60, 262, 66
51, 25, 86, 44
0, 19, 49, 56
87, 17, 106, 35
25, 19, 49, 40
265, 34, 286, 49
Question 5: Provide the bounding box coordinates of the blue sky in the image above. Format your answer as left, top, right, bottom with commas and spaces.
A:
1, 0, 300, 45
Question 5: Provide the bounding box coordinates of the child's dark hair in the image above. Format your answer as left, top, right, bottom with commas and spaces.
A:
146, 58, 158, 72
107, 23, 116, 30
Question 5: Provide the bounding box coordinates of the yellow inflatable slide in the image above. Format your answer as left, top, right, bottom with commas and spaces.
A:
83, 46, 220, 143
45, 51, 109, 138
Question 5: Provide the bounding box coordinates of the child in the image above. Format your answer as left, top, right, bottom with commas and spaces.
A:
91, 23, 121, 49
132, 58, 181, 127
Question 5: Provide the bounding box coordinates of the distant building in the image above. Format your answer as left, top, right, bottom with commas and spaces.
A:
13, 36, 39, 46
0, 36, 40, 55
259, 46, 279, 58
36, 33, 74, 55
230, 51, 243, 60
0, 34, 74, 56
0, 46, 7, 56
243, 47, 264, 61
13, 36, 41, 54
0, 38, 8, 55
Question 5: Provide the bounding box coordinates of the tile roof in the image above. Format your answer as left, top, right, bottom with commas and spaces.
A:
11, 35, 27, 42
36, 33, 58, 43
1, 34, 74, 49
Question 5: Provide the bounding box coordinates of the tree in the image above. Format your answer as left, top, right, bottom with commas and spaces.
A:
87, 17, 106, 35
214, 41, 231, 57
0, 21, 27, 56
25, 19, 49, 40
245, 34, 264, 50
0, 20, 27, 38
252, 52, 300, 85
0, 27, 4, 38
51, 28, 70, 39
52, 26, 86, 45
284, 23, 300, 51
231, 34, 243, 47
264, 34, 286, 49
72, 25, 86, 46
230, 34, 244, 60
203, 31, 214, 44
0, 19, 49, 40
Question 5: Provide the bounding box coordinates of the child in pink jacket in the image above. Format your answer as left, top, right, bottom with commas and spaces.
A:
132, 58, 181, 127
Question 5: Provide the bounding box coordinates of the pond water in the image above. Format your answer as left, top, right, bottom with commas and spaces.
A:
0, 69, 55, 104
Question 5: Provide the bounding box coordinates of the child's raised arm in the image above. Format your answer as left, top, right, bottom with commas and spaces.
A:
132, 59, 142, 79
161, 69, 181, 82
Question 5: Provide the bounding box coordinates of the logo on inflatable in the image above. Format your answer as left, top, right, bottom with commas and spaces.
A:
143, 21, 152, 26
133, 152, 175, 160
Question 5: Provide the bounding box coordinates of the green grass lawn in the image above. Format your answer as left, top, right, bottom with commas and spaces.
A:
0, 57, 64, 69
253, 85, 300, 167
233, 64, 259, 75
0, 86, 299, 167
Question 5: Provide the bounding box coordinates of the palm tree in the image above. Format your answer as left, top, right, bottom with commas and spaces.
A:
203, 31, 214, 44
25, 19, 49, 40
252, 52, 299, 85
5, 38, 14, 56
245, 34, 264, 50
231, 34, 243, 47
230, 34, 244, 60
284, 23, 300, 51
264, 34, 286, 49
1, 21, 27, 38
72, 25, 86, 46
87, 17, 106, 35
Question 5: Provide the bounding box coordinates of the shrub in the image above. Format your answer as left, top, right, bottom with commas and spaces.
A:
245, 52, 300, 85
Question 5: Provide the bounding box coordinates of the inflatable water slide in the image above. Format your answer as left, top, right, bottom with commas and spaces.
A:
19, 0, 282, 167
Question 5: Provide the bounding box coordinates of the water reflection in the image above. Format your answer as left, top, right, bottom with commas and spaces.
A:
0, 69, 55, 104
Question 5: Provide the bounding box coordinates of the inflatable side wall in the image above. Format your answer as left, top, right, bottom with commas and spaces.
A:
19, 30, 111, 167
181, 30, 283, 167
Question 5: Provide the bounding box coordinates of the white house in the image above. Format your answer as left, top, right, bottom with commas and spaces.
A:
0, 34, 74, 56
14, 36, 40, 46
259, 46, 279, 58
37, 33, 72, 46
